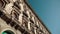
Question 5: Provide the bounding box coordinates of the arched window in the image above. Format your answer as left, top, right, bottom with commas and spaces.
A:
2, 30, 14, 34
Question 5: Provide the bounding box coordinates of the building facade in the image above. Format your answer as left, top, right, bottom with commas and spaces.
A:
0, 0, 51, 34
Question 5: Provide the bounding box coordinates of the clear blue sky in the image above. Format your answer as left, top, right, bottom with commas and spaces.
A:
27, 0, 60, 34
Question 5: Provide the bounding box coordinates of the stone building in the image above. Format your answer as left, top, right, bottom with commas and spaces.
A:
0, 0, 51, 34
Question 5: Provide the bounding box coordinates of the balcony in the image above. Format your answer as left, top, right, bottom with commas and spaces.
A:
0, 10, 30, 34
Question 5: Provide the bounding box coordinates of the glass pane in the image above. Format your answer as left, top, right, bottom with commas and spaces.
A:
2, 30, 14, 34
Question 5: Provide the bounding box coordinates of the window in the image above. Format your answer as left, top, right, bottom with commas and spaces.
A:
23, 11, 28, 17
30, 19, 34, 24
2, 30, 14, 34
34, 17, 39, 27
14, 1, 21, 9
14, 11, 19, 19
23, 4, 27, 10
30, 23, 35, 34
22, 18, 28, 28
40, 26, 43, 30
10, 21, 16, 27
24, 21, 28, 28
22, 14, 28, 22
29, 12, 32, 18
38, 30, 44, 34
29, 12, 35, 24
14, 24, 20, 30
11, 10, 19, 20
31, 27, 34, 34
